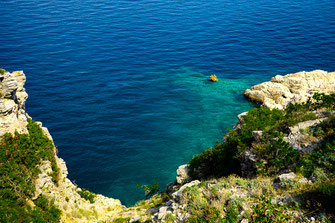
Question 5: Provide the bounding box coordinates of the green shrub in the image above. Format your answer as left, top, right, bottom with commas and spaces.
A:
298, 132, 335, 178
224, 203, 239, 223
255, 138, 299, 176
188, 92, 335, 179
250, 196, 302, 222
189, 106, 312, 179
188, 135, 241, 179
309, 126, 325, 137
0, 192, 61, 223
0, 118, 61, 222
165, 213, 176, 223
315, 180, 335, 196
312, 93, 335, 110
0, 68, 6, 75
113, 217, 131, 223
187, 206, 224, 223
299, 179, 335, 216
77, 188, 96, 203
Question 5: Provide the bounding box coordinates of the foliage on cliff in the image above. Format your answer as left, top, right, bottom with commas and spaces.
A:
189, 92, 335, 179
77, 188, 97, 204
0, 119, 61, 222
171, 175, 316, 223
188, 105, 315, 179
184, 92, 335, 222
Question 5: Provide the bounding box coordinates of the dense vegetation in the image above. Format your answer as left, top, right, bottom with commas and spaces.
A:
186, 92, 335, 221
298, 119, 335, 179
189, 92, 335, 179
250, 195, 303, 222
188, 104, 315, 178
0, 119, 61, 222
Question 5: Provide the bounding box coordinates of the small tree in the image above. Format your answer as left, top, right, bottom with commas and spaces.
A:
136, 181, 160, 199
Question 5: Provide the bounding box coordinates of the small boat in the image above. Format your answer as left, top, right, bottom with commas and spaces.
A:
209, 74, 218, 82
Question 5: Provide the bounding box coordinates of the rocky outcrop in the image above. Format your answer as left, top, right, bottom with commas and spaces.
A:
152, 180, 201, 222
172, 180, 200, 201
176, 164, 191, 184
244, 70, 335, 109
239, 149, 258, 178
283, 117, 327, 153
274, 172, 310, 185
238, 116, 328, 178
0, 70, 28, 135
143, 70, 335, 222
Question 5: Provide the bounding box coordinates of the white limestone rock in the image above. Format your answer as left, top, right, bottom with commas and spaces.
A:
172, 180, 200, 200
283, 117, 327, 153
0, 70, 28, 134
278, 172, 296, 181
244, 70, 335, 109
176, 164, 191, 184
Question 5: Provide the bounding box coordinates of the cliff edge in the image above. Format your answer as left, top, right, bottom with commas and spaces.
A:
0, 69, 124, 222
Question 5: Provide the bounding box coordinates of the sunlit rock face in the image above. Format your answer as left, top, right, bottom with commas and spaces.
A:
244, 70, 335, 109
0, 70, 28, 136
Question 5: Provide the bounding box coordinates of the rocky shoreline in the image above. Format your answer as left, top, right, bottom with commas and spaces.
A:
174, 69, 335, 183
1, 68, 335, 222
148, 70, 335, 223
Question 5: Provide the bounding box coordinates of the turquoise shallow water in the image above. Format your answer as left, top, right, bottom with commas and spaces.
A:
1, 0, 335, 205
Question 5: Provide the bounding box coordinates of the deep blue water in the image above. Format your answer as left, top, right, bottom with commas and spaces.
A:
1, 0, 335, 206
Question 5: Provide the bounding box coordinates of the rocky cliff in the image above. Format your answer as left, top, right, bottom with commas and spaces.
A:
244, 70, 335, 109
0, 69, 28, 135
0, 69, 125, 222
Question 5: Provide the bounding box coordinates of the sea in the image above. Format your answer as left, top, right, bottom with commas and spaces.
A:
1, 0, 335, 206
